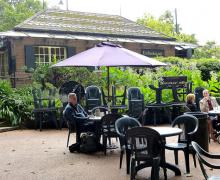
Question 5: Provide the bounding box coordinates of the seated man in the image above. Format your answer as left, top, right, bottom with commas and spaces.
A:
200, 89, 219, 141
64, 93, 95, 143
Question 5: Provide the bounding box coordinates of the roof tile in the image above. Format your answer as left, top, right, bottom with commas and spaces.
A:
14, 9, 174, 40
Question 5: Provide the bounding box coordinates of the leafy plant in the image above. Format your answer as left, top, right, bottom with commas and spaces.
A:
0, 80, 34, 126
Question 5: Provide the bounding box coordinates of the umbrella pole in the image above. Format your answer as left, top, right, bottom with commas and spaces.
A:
107, 67, 110, 102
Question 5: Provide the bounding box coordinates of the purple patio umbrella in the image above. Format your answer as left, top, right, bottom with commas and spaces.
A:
52, 42, 167, 99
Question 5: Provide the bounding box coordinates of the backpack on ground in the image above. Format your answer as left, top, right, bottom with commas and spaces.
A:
79, 132, 98, 153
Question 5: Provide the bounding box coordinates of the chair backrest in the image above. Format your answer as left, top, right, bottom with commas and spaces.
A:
85, 85, 101, 99
127, 127, 163, 158
115, 117, 142, 146
101, 113, 122, 131
172, 114, 199, 142
128, 87, 142, 100
127, 87, 144, 118
191, 141, 213, 180
115, 117, 142, 137
32, 88, 43, 108
85, 85, 102, 111
194, 87, 205, 111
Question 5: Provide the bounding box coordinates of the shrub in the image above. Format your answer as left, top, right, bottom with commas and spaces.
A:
0, 81, 34, 126
196, 58, 220, 81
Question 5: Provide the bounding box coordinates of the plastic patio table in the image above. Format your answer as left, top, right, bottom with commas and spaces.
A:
146, 126, 183, 176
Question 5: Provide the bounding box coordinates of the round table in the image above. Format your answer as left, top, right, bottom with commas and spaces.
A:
208, 109, 220, 116
145, 126, 183, 176
145, 103, 173, 125
150, 127, 182, 137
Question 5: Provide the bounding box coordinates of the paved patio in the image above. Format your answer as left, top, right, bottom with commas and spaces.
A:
0, 128, 219, 180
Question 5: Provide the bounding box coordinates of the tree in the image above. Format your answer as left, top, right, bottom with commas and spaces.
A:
193, 41, 220, 59
0, 0, 45, 31
137, 11, 198, 44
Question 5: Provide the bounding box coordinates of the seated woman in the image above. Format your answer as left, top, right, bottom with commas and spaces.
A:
200, 89, 219, 141
186, 93, 197, 112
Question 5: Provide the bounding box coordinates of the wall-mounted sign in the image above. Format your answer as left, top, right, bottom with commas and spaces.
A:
142, 49, 165, 57
159, 76, 188, 88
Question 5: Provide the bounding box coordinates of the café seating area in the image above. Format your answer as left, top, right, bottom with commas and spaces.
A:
30, 76, 220, 180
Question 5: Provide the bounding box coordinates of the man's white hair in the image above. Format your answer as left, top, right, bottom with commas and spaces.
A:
68, 93, 77, 99
203, 89, 209, 95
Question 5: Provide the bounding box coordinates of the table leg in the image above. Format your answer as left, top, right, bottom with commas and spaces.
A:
153, 108, 157, 126
164, 162, 181, 176
162, 138, 181, 176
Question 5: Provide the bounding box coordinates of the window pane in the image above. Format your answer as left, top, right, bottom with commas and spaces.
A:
45, 48, 48, 55
40, 48, 43, 54
51, 48, 55, 55
56, 48, 59, 55
35, 55, 39, 62
60, 48, 64, 54
35, 47, 39, 54
40, 55, 44, 63
45, 55, 49, 63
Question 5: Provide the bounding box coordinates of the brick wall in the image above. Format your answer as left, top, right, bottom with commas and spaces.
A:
9, 37, 175, 86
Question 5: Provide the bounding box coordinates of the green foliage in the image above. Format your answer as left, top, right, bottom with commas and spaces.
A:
31, 64, 53, 86
32, 64, 104, 88
0, 80, 13, 96
137, 11, 197, 44
0, 78, 63, 127
0, 80, 33, 126
193, 41, 220, 59
207, 72, 220, 96
3, 56, 220, 126
196, 58, 220, 81
0, 0, 44, 31
157, 56, 220, 82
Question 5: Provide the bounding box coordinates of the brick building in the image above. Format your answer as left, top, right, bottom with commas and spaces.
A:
0, 9, 195, 86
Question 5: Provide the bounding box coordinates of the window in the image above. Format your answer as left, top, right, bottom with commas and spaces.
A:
34, 46, 67, 65
0, 51, 8, 76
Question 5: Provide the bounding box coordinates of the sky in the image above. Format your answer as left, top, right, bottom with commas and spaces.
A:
46, 0, 220, 45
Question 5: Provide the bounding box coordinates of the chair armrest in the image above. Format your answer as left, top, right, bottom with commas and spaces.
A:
207, 153, 220, 159
188, 123, 199, 136
198, 145, 220, 159
200, 156, 220, 169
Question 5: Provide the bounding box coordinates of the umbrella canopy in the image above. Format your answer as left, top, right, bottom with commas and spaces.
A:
52, 42, 167, 100
52, 42, 167, 67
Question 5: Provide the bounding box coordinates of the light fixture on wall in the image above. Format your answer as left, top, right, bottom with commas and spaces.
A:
59, 0, 69, 10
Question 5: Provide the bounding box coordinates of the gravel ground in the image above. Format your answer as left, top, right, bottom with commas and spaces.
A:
0, 128, 219, 180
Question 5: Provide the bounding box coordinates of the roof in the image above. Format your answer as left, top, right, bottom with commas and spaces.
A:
13, 9, 174, 41
0, 30, 197, 48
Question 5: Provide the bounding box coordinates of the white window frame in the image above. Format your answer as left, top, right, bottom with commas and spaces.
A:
34, 46, 67, 65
